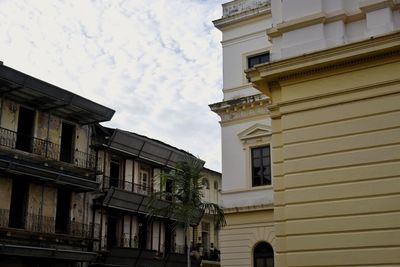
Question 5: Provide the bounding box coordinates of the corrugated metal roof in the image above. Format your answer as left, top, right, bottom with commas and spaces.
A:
0, 64, 115, 124
105, 128, 204, 168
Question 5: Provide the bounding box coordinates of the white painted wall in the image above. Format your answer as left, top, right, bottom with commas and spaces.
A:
221, 16, 272, 96
221, 117, 270, 192
216, 1, 274, 210
270, 0, 400, 60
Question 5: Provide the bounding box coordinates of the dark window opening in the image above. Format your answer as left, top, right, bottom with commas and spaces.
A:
138, 216, 148, 249
214, 181, 219, 190
55, 188, 71, 234
254, 242, 274, 267
166, 179, 173, 201
251, 146, 271, 187
60, 122, 75, 164
110, 160, 121, 188
248, 52, 270, 69
164, 221, 174, 254
15, 107, 35, 152
202, 179, 210, 189
107, 216, 118, 249
9, 180, 29, 228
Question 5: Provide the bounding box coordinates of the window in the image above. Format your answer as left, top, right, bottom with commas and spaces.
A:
16, 106, 35, 153
202, 178, 210, 189
214, 181, 219, 190
251, 145, 271, 187
254, 242, 274, 267
248, 52, 270, 68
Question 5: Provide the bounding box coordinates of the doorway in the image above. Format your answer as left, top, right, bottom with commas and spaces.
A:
55, 188, 71, 234
8, 180, 29, 228
60, 122, 75, 163
15, 107, 35, 152
107, 216, 119, 249
109, 160, 121, 188
138, 216, 148, 249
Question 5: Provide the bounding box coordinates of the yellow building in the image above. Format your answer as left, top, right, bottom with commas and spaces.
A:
212, 0, 400, 266
246, 0, 400, 266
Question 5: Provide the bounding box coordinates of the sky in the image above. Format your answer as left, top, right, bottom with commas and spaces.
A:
0, 0, 225, 171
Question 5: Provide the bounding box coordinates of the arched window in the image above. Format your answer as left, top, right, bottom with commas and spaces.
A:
254, 242, 274, 267
202, 178, 210, 189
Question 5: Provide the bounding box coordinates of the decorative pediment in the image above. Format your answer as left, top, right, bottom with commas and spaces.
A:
238, 123, 272, 141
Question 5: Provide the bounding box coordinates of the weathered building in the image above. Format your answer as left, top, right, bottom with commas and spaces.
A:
0, 63, 115, 267
0, 63, 222, 267
91, 126, 222, 267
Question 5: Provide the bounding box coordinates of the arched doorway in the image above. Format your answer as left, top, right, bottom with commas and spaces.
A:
254, 242, 274, 267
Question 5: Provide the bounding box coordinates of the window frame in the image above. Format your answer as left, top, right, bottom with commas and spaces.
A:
253, 241, 274, 267
247, 52, 270, 69
251, 145, 272, 187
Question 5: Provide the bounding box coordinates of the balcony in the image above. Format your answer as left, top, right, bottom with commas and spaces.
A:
0, 127, 95, 169
103, 247, 201, 267
0, 127, 99, 191
0, 208, 99, 261
102, 176, 153, 196
101, 177, 203, 224
0, 208, 99, 241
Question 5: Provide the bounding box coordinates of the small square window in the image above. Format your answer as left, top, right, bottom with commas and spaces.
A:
247, 52, 270, 69
251, 145, 271, 187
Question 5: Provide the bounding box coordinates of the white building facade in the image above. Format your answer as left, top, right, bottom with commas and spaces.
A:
210, 1, 275, 266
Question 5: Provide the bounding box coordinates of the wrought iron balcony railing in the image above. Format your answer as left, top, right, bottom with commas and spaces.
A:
0, 208, 99, 239
102, 176, 153, 196
0, 127, 95, 169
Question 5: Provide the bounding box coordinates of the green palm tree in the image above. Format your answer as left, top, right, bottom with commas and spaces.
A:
147, 156, 225, 267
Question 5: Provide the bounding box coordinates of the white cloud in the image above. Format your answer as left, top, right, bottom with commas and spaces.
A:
0, 0, 224, 171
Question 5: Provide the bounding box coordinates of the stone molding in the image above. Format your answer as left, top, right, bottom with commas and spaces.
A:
246, 32, 400, 96
209, 94, 270, 123
213, 3, 271, 30
267, 0, 399, 38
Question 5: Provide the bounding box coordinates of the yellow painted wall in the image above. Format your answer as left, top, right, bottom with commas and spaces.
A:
271, 58, 400, 266
220, 209, 275, 267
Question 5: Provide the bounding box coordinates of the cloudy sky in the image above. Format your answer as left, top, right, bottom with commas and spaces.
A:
0, 0, 225, 171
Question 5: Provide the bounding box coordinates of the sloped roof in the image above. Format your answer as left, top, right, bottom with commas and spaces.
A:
98, 126, 204, 168
0, 63, 115, 124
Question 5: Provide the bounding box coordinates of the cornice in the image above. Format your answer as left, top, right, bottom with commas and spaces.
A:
223, 203, 274, 214
246, 31, 400, 96
267, 0, 399, 38
209, 94, 270, 123
213, 4, 271, 31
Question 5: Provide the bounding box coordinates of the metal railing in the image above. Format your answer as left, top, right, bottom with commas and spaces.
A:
0, 127, 95, 169
0, 208, 99, 239
102, 176, 153, 196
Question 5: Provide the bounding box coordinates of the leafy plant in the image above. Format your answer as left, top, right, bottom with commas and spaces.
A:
147, 156, 225, 267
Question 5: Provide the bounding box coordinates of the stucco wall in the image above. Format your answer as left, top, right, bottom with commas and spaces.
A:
270, 55, 400, 267
220, 209, 275, 267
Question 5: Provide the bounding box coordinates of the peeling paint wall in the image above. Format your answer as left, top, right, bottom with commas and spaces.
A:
0, 177, 12, 211
42, 186, 57, 218
27, 183, 43, 216
1, 99, 18, 131
75, 125, 89, 154
71, 192, 84, 223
